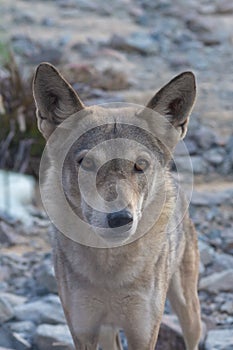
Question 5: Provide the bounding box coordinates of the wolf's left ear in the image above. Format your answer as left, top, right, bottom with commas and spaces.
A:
33, 62, 84, 139
146, 72, 196, 139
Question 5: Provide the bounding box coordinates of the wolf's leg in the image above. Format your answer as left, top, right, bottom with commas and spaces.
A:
98, 326, 123, 350
123, 291, 167, 350
168, 225, 201, 350
72, 337, 98, 350
125, 323, 161, 350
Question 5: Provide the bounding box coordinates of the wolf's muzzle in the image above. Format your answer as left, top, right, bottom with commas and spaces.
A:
107, 209, 133, 229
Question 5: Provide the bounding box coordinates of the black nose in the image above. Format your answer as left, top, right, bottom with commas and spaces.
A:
107, 210, 133, 228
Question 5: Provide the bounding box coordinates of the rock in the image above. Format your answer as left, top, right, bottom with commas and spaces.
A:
109, 33, 159, 55
203, 148, 226, 165
213, 252, 233, 271
216, 0, 233, 14
185, 139, 197, 155
13, 12, 35, 25
0, 326, 14, 348
0, 294, 26, 308
220, 300, 233, 314
205, 329, 233, 350
14, 295, 66, 325
191, 156, 210, 174
34, 324, 74, 350
41, 17, 56, 27
0, 326, 30, 349
8, 321, 36, 335
198, 241, 215, 266
194, 126, 216, 150
199, 270, 233, 294
0, 297, 14, 324
0, 170, 36, 225
11, 333, 31, 350
11, 35, 40, 58
0, 221, 23, 246
34, 260, 58, 294
62, 63, 130, 91
29, 46, 63, 65
221, 229, 233, 254
191, 189, 233, 206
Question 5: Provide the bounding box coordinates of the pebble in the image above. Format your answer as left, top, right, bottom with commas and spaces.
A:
220, 300, 233, 314
216, 0, 233, 14
198, 241, 215, 266
34, 260, 58, 294
0, 297, 14, 324
193, 126, 217, 150
14, 295, 66, 325
205, 329, 233, 350
109, 33, 159, 55
199, 269, 233, 294
34, 324, 74, 350
203, 147, 226, 165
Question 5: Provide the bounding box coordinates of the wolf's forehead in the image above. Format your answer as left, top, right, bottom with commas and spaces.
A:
75, 122, 159, 149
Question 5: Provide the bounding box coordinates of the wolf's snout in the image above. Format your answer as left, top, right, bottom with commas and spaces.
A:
107, 209, 133, 228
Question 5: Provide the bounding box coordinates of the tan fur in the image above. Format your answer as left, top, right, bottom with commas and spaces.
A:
33, 63, 201, 350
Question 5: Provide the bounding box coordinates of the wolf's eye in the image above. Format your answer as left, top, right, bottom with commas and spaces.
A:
78, 157, 96, 171
134, 158, 149, 173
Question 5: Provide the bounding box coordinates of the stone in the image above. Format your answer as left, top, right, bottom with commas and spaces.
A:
0, 293, 27, 308
0, 326, 14, 348
109, 33, 159, 55
198, 241, 215, 266
203, 148, 226, 166
0, 222, 22, 246
191, 156, 210, 174
221, 229, 233, 254
220, 300, 233, 314
14, 295, 66, 325
191, 189, 233, 206
194, 126, 216, 150
34, 324, 74, 350
0, 297, 14, 324
11, 35, 40, 58
199, 270, 233, 294
11, 333, 31, 350
34, 260, 58, 294
205, 329, 233, 350
216, 1, 233, 14
8, 321, 35, 335
213, 252, 233, 270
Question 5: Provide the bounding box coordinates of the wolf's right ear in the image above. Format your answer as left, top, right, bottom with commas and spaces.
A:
33, 63, 84, 139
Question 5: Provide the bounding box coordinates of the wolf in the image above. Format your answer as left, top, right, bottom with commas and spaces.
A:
33, 62, 201, 350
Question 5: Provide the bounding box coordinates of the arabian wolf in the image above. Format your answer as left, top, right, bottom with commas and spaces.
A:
33, 63, 201, 350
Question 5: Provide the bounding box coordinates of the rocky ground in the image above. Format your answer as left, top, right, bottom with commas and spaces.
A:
0, 0, 233, 349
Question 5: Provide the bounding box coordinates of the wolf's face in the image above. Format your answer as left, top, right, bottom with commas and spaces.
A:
61, 112, 168, 243
33, 63, 196, 245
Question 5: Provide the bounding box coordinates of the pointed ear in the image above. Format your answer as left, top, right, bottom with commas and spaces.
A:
146, 72, 196, 139
33, 62, 85, 139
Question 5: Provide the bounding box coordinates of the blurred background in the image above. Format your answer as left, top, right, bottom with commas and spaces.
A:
0, 0, 232, 349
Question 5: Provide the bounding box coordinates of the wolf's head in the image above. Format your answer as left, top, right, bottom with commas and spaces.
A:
33, 63, 196, 246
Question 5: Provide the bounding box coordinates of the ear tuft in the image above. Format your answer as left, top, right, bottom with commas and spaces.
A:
33, 62, 84, 139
